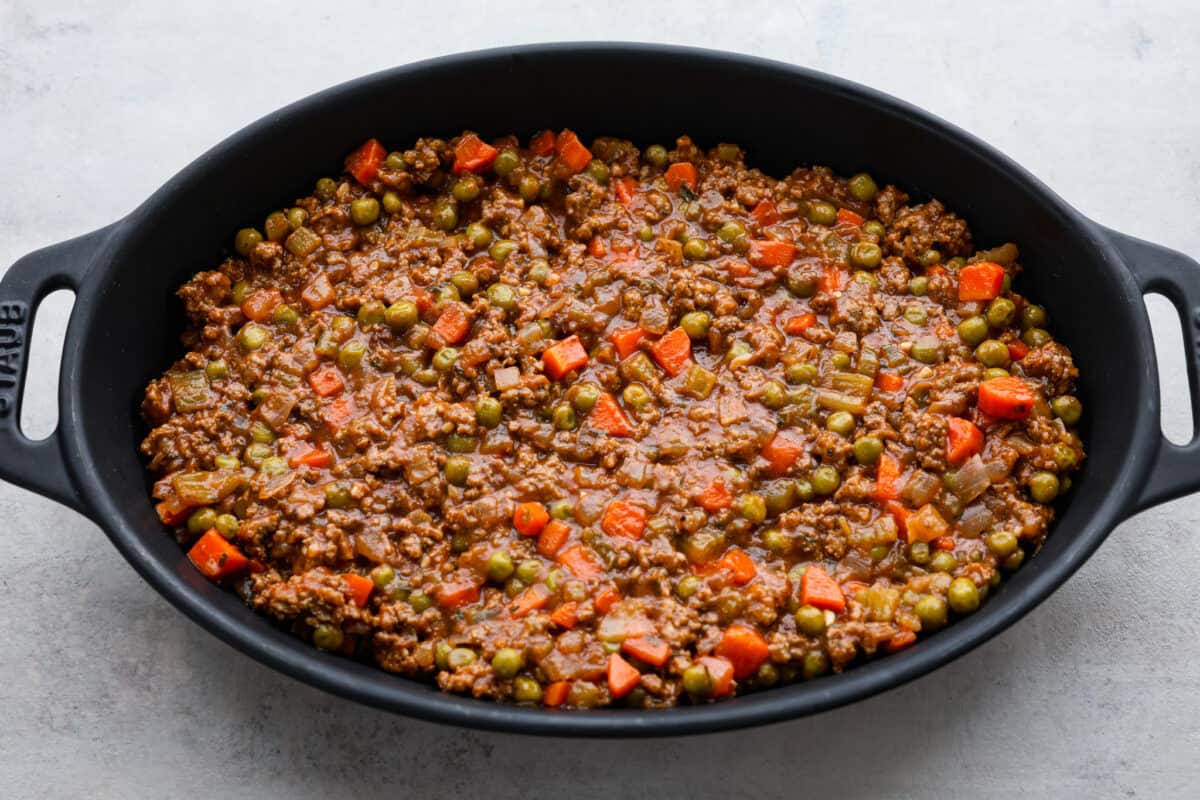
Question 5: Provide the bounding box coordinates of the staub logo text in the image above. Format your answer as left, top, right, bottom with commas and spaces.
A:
0, 302, 27, 418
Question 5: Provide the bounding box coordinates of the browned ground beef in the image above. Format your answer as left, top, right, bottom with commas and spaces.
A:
141, 130, 1084, 709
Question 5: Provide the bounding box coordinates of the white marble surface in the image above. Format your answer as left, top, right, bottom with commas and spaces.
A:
2, 2, 1199, 797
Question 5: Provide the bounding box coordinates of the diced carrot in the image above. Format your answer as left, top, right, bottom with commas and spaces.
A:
555, 129, 592, 173
875, 453, 903, 501
322, 397, 357, 431
886, 500, 910, 540
747, 239, 795, 268
511, 583, 552, 618
241, 288, 282, 322
513, 502, 549, 537
715, 623, 770, 679
601, 499, 647, 540
550, 601, 579, 629
537, 519, 571, 557
818, 264, 844, 293
800, 565, 846, 612
344, 138, 386, 185
413, 289, 433, 316
977, 376, 1035, 420
452, 132, 499, 175
664, 162, 698, 192
836, 208, 865, 227
594, 585, 621, 614
946, 417, 984, 466
724, 260, 752, 277
783, 312, 817, 335
529, 130, 556, 156
156, 497, 192, 526
557, 544, 605, 581
542, 334, 589, 380
875, 372, 905, 393
187, 529, 249, 580
622, 635, 670, 668
431, 302, 471, 346
590, 392, 633, 437
649, 326, 692, 377
614, 176, 637, 207
694, 477, 732, 512
607, 653, 642, 698
751, 199, 781, 226
344, 573, 374, 607
715, 548, 757, 585
762, 429, 806, 476
695, 656, 735, 697
610, 327, 649, 359
933, 536, 956, 551
436, 579, 481, 610
544, 680, 572, 707
885, 630, 918, 653
289, 447, 333, 469
308, 365, 345, 397
1008, 339, 1029, 361
301, 273, 335, 310
588, 236, 606, 258
958, 261, 1006, 301
906, 504, 949, 544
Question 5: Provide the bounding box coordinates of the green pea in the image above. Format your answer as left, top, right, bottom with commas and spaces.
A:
795, 604, 826, 636
570, 382, 601, 413
1029, 471, 1059, 504
448, 272, 478, 298
1022, 327, 1052, 348
793, 479, 814, 503
930, 551, 958, 573
984, 367, 1011, 381
986, 531, 1019, 558
919, 249, 942, 267
682, 664, 714, 696
413, 368, 439, 386
384, 151, 407, 171
487, 550, 515, 582
549, 500, 574, 520
432, 200, 458, 231
516, 559, 541, 585
675, 575, 701, 600
975, 339, 1010, 368
826, 411, 856, 436
260, 457, 288, 476
431, 347, 458, 373
493, 149, 520, 177
908, 541, 931, 565
409, 592, 434, 612
491, 647, 524, 679
802, 650, 829, 679
717, 222, 748, 245
475, 396, 503, 429
370, 564, 395, 589
527, 258, 551, 284
848, 173, 878, 202
324, 481, 353, 509
811, 465, 841, 496
763, 528, 790, 554
862, 220, 885, 238
187, 507, 218, 535
807, 201, 837, 226
1021, 304, 1047, 329
465, 222, 493, 250
432, 284, 461, 309
234, 227, 263, 257
904, 306, 928, 326
315, 177, 337, 201
513, 675, 543, 702
786, 363, 819, 385
830, 352, 852, 370
214, 454, 240, 470
380, 190, 403, 215
205, 359, 228, 381
740, 494, 767, 524
622, 384, 653, 411
214, 513, 239, 539
552, 403, 577, 431
763, 481, 797, 515
637, 224, 655, 243
339, 341, 367, 370
1052, 395, 1082, 426
264, 211, 290, 242
849, 241, 883, 269
313, 625, 344, 651
908, 276, 929, 296
1003, 549, 1026, 571
947, 578, 981, 614
680, 310, 712, 340
910, 337, 941, 364
250, 421, 276, 444
756, 380, 784, 410
486, 285, 517, 314
357, 300, 386, 327
486, 241, 516, 266
350, 197, 380, 226
915, 594, 948, 629
237, 323, 270, 351
587, 159, 610, 184
385, 300, 419, 330
645, 144, 669, 168
683, 238, 710, 261
957, 316, 989, 345
447, 647, 477, 669
1052, 443, 1078, 470
517, 175, 541, 202
853, 435, 884, 465
986, 297, 1016, 328
444, 455, 471, 486
452, 175, 482, 203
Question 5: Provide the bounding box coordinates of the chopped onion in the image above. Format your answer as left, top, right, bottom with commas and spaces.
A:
947, 455, 990, 504
959, 503, 995, 538
903, 470, 941, 507
493, 366, 521, 391
984, 459, 1011, 483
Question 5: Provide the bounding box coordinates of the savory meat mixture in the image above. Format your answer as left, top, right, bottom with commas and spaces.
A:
142, 130, 1085, 709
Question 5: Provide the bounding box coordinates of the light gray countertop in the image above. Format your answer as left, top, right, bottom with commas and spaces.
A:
2, 2, 1198, 797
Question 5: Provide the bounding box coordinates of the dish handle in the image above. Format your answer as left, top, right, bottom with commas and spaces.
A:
0, 226, 115, 514
1103, 226, 1200, 512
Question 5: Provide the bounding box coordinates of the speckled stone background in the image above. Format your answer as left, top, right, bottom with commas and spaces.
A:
2, 2, 1199, 797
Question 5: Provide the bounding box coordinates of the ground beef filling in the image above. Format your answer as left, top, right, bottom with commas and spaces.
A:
141, 130, 1085, 709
